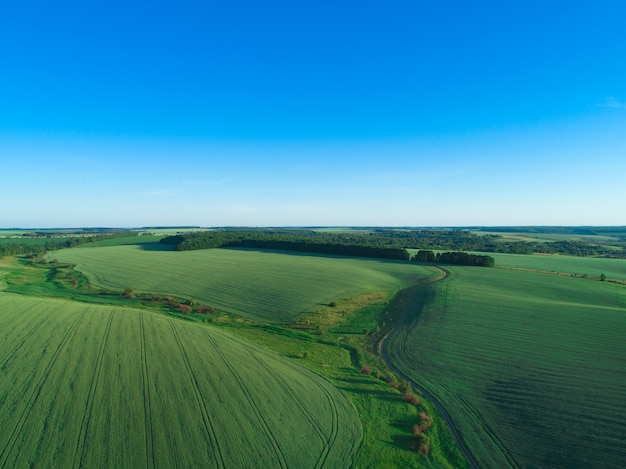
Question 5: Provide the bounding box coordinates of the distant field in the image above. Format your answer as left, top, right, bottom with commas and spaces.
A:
0, 293, 361, 468
386, 267, 626, 468
489, 252, 626, 280
52, 244, 435, 322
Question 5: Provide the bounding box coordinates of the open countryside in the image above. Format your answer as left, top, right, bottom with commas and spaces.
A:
2, 227, 625, 467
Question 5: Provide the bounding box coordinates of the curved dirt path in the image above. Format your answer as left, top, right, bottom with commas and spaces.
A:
381, 266, 480, 469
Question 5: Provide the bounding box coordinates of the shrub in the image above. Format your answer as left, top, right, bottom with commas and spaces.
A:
402, 393, 420, 406
417, 443, 430, 456
196, 305, 215, 314
419, 411, 430, 421
179, 304, 192, 315
123, 287, 135, 298
359, 364, 372, 375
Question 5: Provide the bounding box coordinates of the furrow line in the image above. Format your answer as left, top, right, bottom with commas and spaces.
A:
238, 345, 327, 445
139, 313, 154, 469
310, 376, 340, 469
167, 321, 225, 469
202, 331, 288, 469
0, 308, 87, 469
73, 310, 115, 469
0, 310, 55, 366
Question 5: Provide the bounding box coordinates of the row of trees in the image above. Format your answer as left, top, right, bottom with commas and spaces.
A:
0, 231, 137, 259
161, 232, 410, 260
161, 228, 625, 258
412, 250, 495, 267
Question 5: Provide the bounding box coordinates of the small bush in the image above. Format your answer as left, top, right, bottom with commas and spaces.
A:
419, 411, 430, 421
402, 393, 420, 406
179, 304, 192, 315
417, 443, 430, 456
123, 287, 135, 298
359, 364, 372, 375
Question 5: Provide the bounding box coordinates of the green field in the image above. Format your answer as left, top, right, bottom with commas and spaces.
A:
489, 252, 626, 281
386, 266, 626, 468
52, 244, 434, 322
0, 293, 361, 468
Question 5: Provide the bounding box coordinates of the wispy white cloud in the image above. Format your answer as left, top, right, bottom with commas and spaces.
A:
600, 97, 626, 109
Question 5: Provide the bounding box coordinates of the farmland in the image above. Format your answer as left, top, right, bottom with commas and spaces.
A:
3, 228, 626, 468
386, 265, 626, 468
52, 243, 434, 322
0, 293, 361, 468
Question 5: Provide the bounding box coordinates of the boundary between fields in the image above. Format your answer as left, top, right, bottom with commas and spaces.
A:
380, 266, 481, 469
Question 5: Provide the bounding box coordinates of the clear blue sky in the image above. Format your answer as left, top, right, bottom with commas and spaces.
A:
2, 1, 625, 227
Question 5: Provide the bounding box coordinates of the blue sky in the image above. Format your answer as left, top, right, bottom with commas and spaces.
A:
1, 1, 625, 227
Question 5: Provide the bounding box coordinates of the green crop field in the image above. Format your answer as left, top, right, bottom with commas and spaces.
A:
0, 293, 361, 468
489, 252, 626, 281
52, 244, 435, 322
386, 266, 626, 468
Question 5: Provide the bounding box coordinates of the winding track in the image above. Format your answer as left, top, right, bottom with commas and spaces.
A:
380, 267, 481, 469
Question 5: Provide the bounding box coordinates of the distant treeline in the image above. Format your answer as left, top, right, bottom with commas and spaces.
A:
412, 250, 495, 267
0, 231, 137, 258
161, 231, 410, 260
160, 228, 626, 258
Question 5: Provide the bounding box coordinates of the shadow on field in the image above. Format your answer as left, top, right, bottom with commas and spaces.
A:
334, 376, 384, 386
390, 434, 416, 453
389, 417, 421, 452
339, 387, 399, 398
139, 242, 176, 251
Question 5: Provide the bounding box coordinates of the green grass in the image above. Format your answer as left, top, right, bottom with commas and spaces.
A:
386, 266, 626, 468
51, 244, 434, 322
0, 292, 361, 468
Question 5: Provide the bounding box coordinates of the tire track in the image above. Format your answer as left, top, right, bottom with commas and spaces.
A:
73, 309, 115, 469
237, 346, 327, 446
167, 320, 225, 469
310, 376, 340, 469
251, 349, 337, 469
0, 309, 55, 366
241, 342, 341, 469
201, 330, 288, 469
0, 308, 87, 468
139, 312, 154, 469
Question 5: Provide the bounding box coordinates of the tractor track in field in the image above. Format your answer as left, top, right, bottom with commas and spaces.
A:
310, 373, 341, 469
249, 349, 342, 469
139, 313, 154, 469
237, 345, 335, 466
0, 310, 55, 367
0, 308, 87, 469
167, 320, 226, 469
381, 267, 482, 469
243, 349, 328, 448
73, 310, 115, 469
245, 346, 340, 469
201, 330, 288, 469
